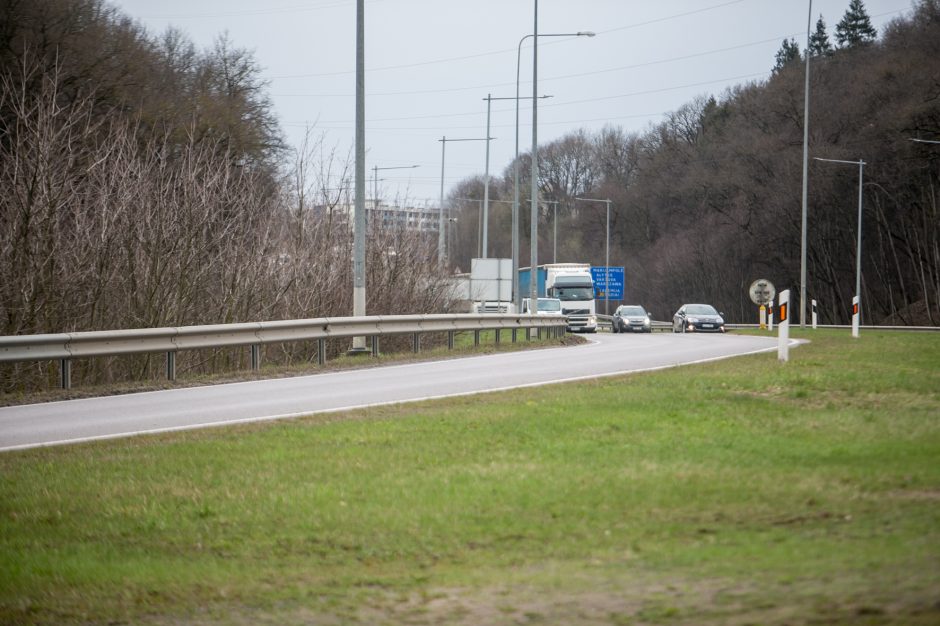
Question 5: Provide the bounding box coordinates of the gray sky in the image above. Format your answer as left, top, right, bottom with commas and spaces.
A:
112, 0, 913, 205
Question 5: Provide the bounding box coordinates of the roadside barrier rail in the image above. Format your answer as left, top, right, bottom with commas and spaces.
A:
724, 323, 940, 331
0, 314, 567, 390
597, 317, 938, 333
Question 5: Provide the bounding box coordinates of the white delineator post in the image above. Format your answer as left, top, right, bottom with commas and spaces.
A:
778, 289, 790, 362
851, 295, 860, 338
812, 299, 818, 329
768, 304, 774, 332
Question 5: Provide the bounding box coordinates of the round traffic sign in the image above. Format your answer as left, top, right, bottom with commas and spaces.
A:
749, 279, 776, 305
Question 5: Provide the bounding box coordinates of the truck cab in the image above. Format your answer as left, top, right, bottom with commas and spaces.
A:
548, 271, 598, 332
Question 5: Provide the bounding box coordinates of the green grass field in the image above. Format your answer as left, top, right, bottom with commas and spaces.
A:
1, 330, 938, 625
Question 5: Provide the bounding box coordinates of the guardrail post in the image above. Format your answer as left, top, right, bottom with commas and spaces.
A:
412, 332, 420, 353
317, 339, 326, 365
447, 331, 455, 350
250, 345, 261, 371
372, 335, 380, 357
474, 330, 481, 346
526, 327, 531, 341
536, 327, 542, 340
495, 329, 501, 345
59, 358, 71, 390
166, 351, 177, 381
512, 328, 518, 343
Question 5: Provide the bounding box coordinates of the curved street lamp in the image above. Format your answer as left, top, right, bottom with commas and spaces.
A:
512, 28, 594, 309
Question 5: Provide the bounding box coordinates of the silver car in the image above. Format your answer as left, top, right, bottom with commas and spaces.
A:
612, 305, 652, 333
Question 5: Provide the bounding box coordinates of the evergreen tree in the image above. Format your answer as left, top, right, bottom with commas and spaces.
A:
772, 38, 801, 74
809, 14, 834, 56
836, 0, 878, 47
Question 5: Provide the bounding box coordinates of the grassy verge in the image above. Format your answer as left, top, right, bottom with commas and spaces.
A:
1, 330, 938, 625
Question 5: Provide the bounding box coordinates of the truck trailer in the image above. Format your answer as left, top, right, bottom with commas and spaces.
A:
518, 263, 598, 332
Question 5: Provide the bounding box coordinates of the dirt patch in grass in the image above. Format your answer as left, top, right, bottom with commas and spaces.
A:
135, 575, 940, 626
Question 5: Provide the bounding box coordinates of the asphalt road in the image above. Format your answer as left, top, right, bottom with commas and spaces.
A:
0, 332, 784, 451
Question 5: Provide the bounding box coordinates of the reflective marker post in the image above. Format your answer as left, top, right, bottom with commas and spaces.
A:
778, 289, 790, 362
811, 299, 818, 329
768, 304, 774, 332
851, 295, 860, 338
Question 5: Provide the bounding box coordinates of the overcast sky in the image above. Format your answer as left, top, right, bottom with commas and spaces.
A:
111, 0, 914, 205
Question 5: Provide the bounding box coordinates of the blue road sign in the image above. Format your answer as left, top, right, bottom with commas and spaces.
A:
591, 266, 624, 300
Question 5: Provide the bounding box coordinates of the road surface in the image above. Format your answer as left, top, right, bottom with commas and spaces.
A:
0, 332, 786, 451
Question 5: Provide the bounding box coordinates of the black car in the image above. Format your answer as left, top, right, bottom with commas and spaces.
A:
612, 305, 652, 333
672, 304, 726, 333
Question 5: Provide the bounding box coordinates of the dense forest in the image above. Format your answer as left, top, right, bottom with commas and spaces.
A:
1, 0, 938, 389
449, 0, 940, 326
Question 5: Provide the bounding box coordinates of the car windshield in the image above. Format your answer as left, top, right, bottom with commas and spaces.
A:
619, 306, 646, 316
553, 286, 594, 301
538, 299, 561, 312
686, 304, 718, 315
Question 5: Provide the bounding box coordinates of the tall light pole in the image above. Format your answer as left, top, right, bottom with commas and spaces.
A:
513, 28, 594, 311
814, 157, 866, 338
529, 0, 539, 305
482, 95, 548, 260
483, 94, 493, 259
351, 0, 367, 353
372, 164, 419, 212
575, 197, 612, 315
799, 0, 813, 327
438, 136, 487, 269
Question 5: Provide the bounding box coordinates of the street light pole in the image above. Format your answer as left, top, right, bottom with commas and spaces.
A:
372, 164, 419, 213
800, 0, 813, 327
483, 94, 492, 258
351, 0, 367, 353
529, 0, 539, 304
483, 95, 548, 263
513, 27, 594, 311
438, 136, 488, 269
814, 157, 866, 338
575, 197, 612, 315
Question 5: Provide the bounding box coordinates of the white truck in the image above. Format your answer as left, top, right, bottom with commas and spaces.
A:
519, 263, 598, 332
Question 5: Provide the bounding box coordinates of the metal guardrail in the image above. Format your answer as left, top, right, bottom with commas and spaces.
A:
0, 314, 567, 390
598, 317, 939, 333
725, 323, 940, 331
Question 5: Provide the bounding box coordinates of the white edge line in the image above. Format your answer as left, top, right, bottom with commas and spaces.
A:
1, 338, 802, 453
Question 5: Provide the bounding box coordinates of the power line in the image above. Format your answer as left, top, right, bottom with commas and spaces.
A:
283, 69, 770, 126
266, 0, 759, 79
271, 33, 794, 97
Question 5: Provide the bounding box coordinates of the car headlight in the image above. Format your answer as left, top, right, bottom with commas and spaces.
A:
589, 316, 597, 324
643, 318, 651, 326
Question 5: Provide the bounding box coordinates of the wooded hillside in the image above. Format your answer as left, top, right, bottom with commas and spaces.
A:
450, 0, 940, 325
